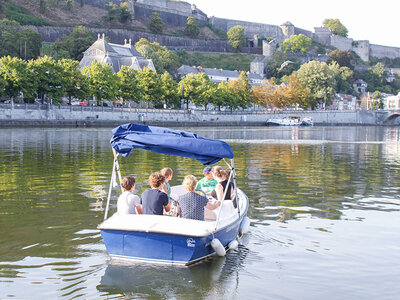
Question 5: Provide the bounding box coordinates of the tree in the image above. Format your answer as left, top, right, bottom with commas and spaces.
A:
105, 2, 120, 20
65, 0, 74, 10
282, 75, 314, 109
281, 34, 312, 54
370, 91, 384, 109
265, 51, 299, 79
136, 67, 162, 108
149, 12, 164, 34
39, 0, 46, 13
363, 62, 387, 92
179, 72, 210, 109
323, 19, 348, 37
295, 60, 337, 108
58, 59, 86, 104
160, 71, 180, 108
216, 81, 240, 110
184, 17, 200, 38
227, 25, 246, 52
229, 72, 253, 108
80, 0, 84, 7
54, 26, 95, 61
329, 62, 354, 94
0, 19, 21, 58
0, 56, 37, 102
135, 38, 178, 73
116, 66, 142, 104
327, 49, 353, 69
119, 2, 132, 23
28, 56, 64, 103
17, 28, 43, 60
81, 60, 119, 105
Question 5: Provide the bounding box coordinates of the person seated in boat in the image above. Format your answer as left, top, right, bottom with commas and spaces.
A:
141, 172, 171, 215
160, 167, 180, 216
210, 166, 236, 207
177, 175, 221, 221
196, 166, 218, 196
117, 176, 142, 215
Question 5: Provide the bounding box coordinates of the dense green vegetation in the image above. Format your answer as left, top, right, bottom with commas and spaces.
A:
3, 2, 50, 26
175, 50, 257, 72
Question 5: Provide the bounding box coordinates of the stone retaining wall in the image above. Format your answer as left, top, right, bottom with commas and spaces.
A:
1, 104, 398, 127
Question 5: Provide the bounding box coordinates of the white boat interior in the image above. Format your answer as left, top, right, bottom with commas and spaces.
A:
98, 187, 248, 237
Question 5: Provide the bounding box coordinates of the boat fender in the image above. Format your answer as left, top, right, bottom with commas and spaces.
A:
239, 216, 250, 235
211, 238, 226, 256
228, 239, 239, 250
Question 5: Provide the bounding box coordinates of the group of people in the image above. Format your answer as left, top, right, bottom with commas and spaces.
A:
116, 165, 235, 221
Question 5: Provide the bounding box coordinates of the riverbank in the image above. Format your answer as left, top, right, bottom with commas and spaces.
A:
1, 103, 399, 127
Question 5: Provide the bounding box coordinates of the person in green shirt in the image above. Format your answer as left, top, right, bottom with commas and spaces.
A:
196, 166, 218, 195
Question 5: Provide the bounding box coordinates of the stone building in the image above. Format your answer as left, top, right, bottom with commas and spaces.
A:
79, 34, 156, 73
250, 57, 267, 77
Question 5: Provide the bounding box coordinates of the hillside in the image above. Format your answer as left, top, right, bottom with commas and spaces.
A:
0, 0, 220, 39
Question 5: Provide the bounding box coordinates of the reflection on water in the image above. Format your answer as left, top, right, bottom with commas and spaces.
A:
0, 126, 400, 299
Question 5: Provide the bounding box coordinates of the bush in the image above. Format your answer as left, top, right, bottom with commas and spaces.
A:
149, 12, 163, 34
5, 4, 50, 26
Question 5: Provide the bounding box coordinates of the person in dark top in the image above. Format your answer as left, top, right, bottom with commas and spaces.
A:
178, 175, 221, 221
141, 172, 171, 215
210, 166, 237, 208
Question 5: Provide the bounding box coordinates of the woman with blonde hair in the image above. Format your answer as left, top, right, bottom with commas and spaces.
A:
177, 175, 221, 220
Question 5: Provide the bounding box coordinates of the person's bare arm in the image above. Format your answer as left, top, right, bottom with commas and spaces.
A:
205, 200, 221, 210
216, 183, 224, 200
136, 205, 142, 214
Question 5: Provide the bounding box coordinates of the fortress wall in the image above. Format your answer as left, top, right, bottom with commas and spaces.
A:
137, 0, 168, 9
370, 44, 400, 59
26, 26, 229, 52
294, 27, 313, 39
353, 40, 370, 62
330, 35, 353, 51
210, 17, 284, 41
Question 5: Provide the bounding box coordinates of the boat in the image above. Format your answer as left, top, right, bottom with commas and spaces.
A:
98, 123, 250, 266
266, 116, 313, 126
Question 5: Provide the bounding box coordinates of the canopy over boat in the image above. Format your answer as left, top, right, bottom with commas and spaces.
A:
110, 123, 234, 165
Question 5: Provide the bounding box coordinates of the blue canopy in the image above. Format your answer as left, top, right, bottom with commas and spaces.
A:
110, 123, 234, 165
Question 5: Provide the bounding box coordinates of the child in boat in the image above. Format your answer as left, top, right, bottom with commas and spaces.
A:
117, 176, 142, 215
141, 172, 171, 215
196, 166, 218, 195
161, 167, 180, 216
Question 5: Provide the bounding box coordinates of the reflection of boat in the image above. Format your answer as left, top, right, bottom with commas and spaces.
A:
98, 123, 250, 266
266, 116, 313, 126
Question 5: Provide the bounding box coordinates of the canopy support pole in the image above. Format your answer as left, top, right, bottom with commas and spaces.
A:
214, 159, 236, 231
104, 149, 121, 220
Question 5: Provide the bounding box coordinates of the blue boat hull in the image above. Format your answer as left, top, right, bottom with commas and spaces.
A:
100, 218, 242, 265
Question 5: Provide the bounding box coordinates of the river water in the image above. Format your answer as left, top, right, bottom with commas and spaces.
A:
0, 126, 399, 299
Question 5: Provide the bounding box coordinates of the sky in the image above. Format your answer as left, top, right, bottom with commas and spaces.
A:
187, 0, 400, 48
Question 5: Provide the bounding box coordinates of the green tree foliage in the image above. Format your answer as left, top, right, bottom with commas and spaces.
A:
265, 50, 299, 79
329, 62, 354, 94
363, 62, 388, 92
80, 0, 84, 7
28, 56, 64, 103
327, 50, 353, 69
54, 26, 95, 61
227, 25, 246, 52
119, 2, 132, 23
215, 81, 239, 110
295, 60, 337, 108
149, 12, 164, 34
135, 38, 178, 73
0, 19, 21, 58
136, 67, 163, 108
229, 72, 254, 108
4, 3, 50, 26
281, 34, 312, 54
0, 56, 37, 101
160, 71, 180, 108
116, 66, 142, 103
39, 0, 46, 13
178, 72, 207, 109
81, 60, 119, 105
184, 17, 200, 38
323, 19, 348, 37
17, 28, 43, 60
105, 2, 120, 20
370, 91, 384, 109
57, 58, 86, 104
65, 0, 74, 10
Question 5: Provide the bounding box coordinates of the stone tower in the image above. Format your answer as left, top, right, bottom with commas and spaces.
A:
263, 39, 278, 57
281, 21, 295, 39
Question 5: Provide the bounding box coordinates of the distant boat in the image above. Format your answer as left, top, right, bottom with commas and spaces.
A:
266, 116, 313, 126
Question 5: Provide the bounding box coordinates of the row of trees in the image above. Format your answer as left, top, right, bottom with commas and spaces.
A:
1, 53, 355, 110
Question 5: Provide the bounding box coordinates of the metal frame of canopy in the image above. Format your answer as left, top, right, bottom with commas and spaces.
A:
103, 149, 240, 231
